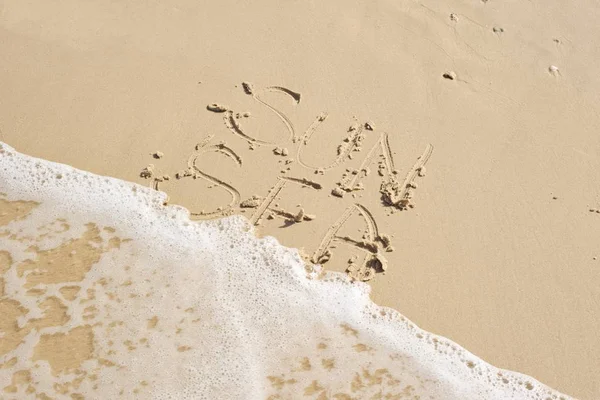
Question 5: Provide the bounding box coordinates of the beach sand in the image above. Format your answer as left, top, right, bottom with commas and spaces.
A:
1, 0, 599, 398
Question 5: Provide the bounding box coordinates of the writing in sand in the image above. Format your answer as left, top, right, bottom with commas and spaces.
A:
139, 81, 433, 282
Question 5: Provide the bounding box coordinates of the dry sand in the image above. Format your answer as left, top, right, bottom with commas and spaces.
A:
1, 0, 599, 398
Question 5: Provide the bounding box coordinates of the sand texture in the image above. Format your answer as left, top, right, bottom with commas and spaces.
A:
1, 0, 599, 398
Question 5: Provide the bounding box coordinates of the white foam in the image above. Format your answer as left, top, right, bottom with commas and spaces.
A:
0, 142, 572, 399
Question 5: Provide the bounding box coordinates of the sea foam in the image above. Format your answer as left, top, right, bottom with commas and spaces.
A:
0, 142, 572, 399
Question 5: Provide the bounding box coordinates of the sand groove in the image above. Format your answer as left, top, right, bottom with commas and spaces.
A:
297, 124, 366, 171
380, 144, 433, 210
242, 82, 299, 142
339, 131, 396, 193
186, 138, 243, 218
223, 110, 272, 145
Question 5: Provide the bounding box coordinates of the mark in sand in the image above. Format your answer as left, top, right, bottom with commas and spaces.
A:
241, 82, 301, 142
209, 82, 301, 145
183, 136, 243, 219
334, 131, 396, 197
223, 109, 272, 146
312, 203, 392, 281
140, 82, 435, 283
141, 135, 243, 218
248, 177, 320, 226
297, 120, 368, 172
380, 144, 433, 210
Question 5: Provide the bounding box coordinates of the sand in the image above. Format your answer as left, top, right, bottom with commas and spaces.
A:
1, 0, 599, 398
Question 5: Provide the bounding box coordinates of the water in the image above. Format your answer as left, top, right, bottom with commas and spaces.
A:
0, 142, 571, 399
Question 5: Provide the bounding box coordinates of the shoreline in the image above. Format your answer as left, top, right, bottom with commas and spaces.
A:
0, 141, 576, 399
